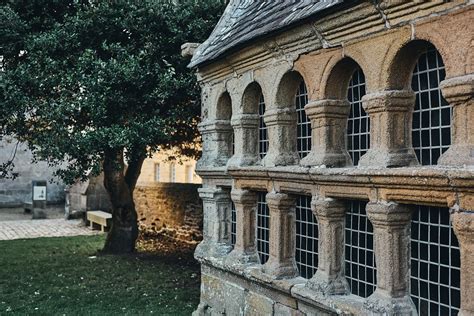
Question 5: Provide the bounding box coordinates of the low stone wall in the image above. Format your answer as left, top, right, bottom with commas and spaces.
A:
134, 183, 203, 243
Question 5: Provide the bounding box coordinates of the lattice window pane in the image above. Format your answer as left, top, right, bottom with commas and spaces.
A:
412, 48, 451, 166
411, 206, 460, 315
231, 201, 236, 247
296, 82, 311, 159
345, 200, 376, 298
347, 68, 369, 166
295, 195, 319, 279
256, 192, 270, 264
258, 94, 269, 159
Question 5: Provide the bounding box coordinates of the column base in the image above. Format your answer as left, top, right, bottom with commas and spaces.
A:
305, 271, 349, 295
438, 145, 474, 166
261, 152, 299, 167
226, 154, 259, 167
358, 149, 419, 168
263, 259, 299, 280
195, 240, 233, 261
300, 151, 351, 168
365, 291, 416, 315
224, 248, 259, 266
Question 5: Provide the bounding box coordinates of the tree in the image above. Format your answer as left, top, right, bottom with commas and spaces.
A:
1, 0, 225, 253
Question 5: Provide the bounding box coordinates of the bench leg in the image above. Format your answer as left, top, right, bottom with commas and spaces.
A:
101, 225, 105, 233
89, 221, 94, 230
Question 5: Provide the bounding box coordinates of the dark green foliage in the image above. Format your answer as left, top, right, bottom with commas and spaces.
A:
1, 0, 225, 184
0, 235, 200, 315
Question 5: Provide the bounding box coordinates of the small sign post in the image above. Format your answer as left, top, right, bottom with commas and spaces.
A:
32, 180, 47, 219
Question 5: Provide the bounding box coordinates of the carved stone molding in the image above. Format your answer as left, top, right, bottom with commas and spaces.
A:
227, 114, 260, 167
197, 120, 233, 170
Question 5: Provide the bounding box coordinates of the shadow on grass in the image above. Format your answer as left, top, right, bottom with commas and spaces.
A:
0, 235, 200, 315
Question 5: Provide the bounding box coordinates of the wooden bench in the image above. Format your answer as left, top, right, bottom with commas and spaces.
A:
87, 211, 112, 232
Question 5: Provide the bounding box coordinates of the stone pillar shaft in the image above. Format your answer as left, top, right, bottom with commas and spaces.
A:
439, 74, 474, 166
359, 90, 418, 167
197, 120, 233, 169
226, 189, 259, 264
227, 114, 259, 167
261, 108, 299, 166
452, 209, 474, 315
365, 201, 416, 314
300, 100, 351, 167
195, 187, 233, 259
263, 192, 298, 279
307, 197, 349, 295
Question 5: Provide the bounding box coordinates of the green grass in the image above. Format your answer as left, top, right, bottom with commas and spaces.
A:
0, 235, 200, 315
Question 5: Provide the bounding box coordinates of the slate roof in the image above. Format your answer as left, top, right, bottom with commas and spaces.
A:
189, 0, 352, 68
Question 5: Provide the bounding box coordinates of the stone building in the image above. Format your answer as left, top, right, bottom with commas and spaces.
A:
189, 1, 473, 315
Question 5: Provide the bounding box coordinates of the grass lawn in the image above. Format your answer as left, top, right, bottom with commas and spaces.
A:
0, 235, 201, 315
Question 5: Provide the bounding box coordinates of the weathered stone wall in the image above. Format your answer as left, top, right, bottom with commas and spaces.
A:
193, 1, 473, 315
66, 173, 112, 218
0, 139, 65, 207
134, 183, 203, 243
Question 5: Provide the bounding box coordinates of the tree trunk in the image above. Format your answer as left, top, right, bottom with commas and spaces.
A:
101, 148, 145, 254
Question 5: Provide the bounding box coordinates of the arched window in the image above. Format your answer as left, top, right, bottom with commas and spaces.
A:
258, 94, 268, 159
411, 47, 451, 165
295, 195, 319, 279
345, 200, 376, 298
256, 192, 270, 264
347, 68, 369, 166
296, 82, 311, 159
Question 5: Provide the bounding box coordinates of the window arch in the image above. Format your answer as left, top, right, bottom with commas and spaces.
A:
411, 46, 451, 166
216, 92, 234, 158
296, 81, 311, 159
258, 94, 268, 159
347, 68, 369, 166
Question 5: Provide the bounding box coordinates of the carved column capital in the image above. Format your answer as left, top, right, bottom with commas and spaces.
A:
358, 90, 419, 168
364, 201, 416, 315
439, 74, 474, 166
306, 197, 349, 295
262, 107, 299, 167
263, 192, 298, 279
197, 120, 233, 170
451, 208, 474, 315
300, 100, 351, 167
227, 114, 259, 167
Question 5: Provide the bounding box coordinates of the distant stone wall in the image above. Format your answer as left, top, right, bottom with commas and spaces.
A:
134, 183, 203, 243
0, 139, 65, 207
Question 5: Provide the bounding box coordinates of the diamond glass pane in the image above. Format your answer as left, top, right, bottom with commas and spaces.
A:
345, 200, 376, 298
296, 82, 311, 159
231, 201, 236, 247
347, 68, 369, 166
258, 94, 269, 159
411, 206, 460, 315
411, 48, 451, 166
295, 195, 319, 279
256, 192, 270, 264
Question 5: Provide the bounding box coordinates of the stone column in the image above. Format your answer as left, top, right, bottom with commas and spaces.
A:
196, 120, 233, 169
306, 197, 349, 295
195, 187, 233, 260
365, 201, 416, 314
439, 74, 474, 166
451, 208, 474, 315
261, 108, 299, 166
263, 192, 298, 279
300, 100, 351, 167
227, 114, 259, 167
358, 90, 419, 167
225, 189, 259, 265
